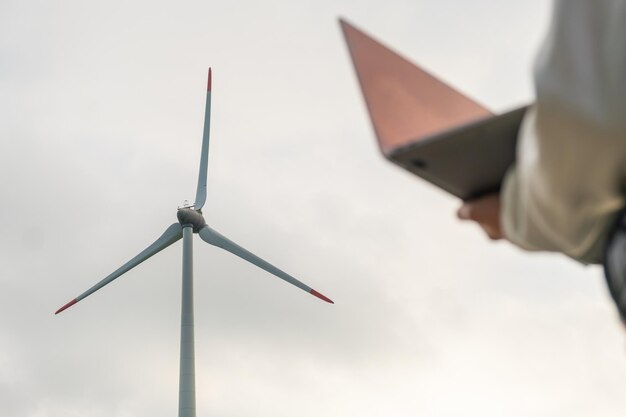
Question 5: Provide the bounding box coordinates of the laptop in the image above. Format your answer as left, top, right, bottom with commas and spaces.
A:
340, 18, 527, 200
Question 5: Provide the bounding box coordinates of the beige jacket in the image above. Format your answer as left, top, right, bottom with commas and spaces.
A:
502, 0, 626, 263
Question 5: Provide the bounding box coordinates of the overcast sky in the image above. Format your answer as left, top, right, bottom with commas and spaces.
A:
2, 1, 626, 416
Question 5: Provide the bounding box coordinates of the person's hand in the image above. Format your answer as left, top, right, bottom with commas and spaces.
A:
457, 193, 504, 240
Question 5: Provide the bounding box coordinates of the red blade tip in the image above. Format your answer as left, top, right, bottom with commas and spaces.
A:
310, 289, 334, 304
55, 298, 78, 315
207, 67, 212, 91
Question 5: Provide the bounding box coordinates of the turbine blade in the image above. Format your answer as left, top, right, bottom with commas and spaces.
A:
194, 68, 212, 210
198, 226, 333, 303
55, 223, 183, 314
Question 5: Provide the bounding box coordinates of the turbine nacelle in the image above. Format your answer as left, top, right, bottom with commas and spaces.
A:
177, 208, 207, 232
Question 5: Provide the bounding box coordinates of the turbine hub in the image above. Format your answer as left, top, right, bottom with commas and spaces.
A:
177, 208, 206, 233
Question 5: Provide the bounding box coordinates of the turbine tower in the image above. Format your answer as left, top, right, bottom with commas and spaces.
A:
55, 68, 333, 417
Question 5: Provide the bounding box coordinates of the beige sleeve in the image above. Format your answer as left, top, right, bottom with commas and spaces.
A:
499, 1, 626, 264
501, 107, 624, 264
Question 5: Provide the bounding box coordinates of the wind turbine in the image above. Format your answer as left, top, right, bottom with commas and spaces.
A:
55, 68, 333, 417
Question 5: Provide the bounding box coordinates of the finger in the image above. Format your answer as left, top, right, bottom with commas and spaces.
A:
483, 225, 502, 240
457, 204, 472, 220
